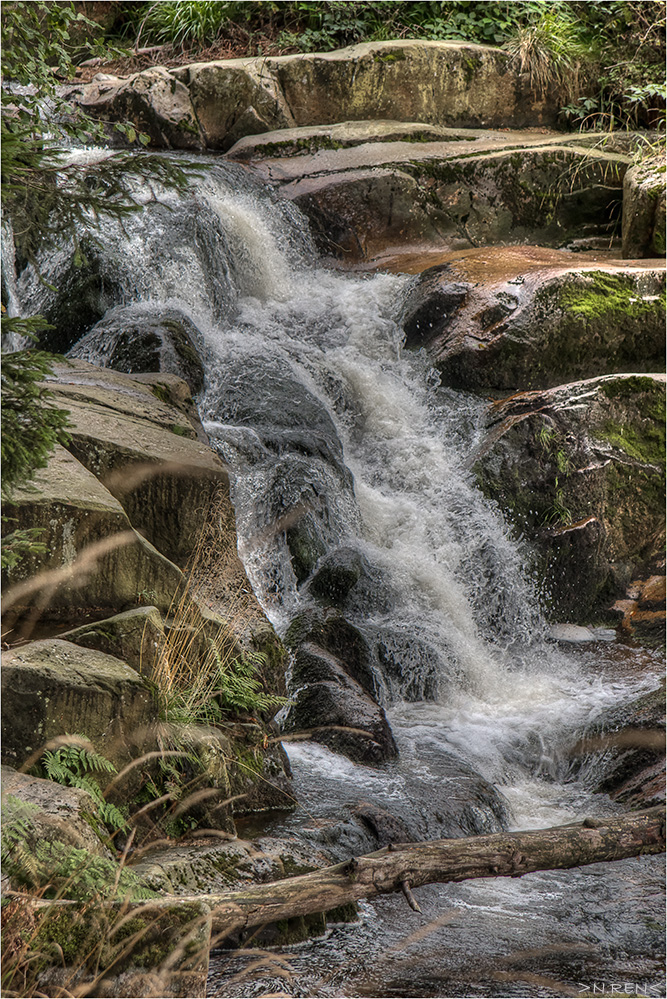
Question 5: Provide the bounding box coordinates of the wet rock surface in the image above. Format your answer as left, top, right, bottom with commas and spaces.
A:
68, 305, 206, 393
400, 247, 665, 390
280, 643, 398, 765
473, 373, 666, 620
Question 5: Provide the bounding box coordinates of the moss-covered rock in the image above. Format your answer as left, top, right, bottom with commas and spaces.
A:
622, 155, 666, 259
1, 639, 158, 771
473, 373, 666, 622
32, 899, 211, 998
401, 248, 665, 390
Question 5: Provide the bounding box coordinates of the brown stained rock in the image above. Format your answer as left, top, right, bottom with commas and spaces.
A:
639, 575, 667, 608
1, 639, 157, 772
399, 247, 665, 391
473, 373, 666, 622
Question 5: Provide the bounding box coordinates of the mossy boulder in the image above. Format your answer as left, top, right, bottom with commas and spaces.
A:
1, 639, 157, 771
401, 248, 665, 391
1, 766, 112, 859
622, 155, 666, 259
77, 41, 578, 152
473, 373, 666, 622
33, 900, 211, 998
68, 305, 206, 394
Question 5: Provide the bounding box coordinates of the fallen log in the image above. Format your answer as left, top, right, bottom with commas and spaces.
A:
149, 807, 665, 937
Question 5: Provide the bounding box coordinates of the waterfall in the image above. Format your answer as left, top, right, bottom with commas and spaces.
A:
13, 153, 659, 833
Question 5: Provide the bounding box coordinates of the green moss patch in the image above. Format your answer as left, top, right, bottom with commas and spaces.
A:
559, 271, 666, 321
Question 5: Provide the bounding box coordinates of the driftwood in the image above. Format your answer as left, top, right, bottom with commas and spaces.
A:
148, 807, 665, 937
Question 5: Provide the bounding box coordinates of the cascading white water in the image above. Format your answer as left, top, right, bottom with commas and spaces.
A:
11, 153, 659, 834
9, 150, 663, 997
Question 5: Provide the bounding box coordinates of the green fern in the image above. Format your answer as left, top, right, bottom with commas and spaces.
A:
1, 797, 42, 886
36, 738, 128, 834
211, 648, 286, 716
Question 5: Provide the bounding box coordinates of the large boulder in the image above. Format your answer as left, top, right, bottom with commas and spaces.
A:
76, 41, 578, 152
238, 129, 629, 263
622, 155, 666, 259
400, 248, 666, 390
473, 373, 666, 620
1, 639, 157, 771
1, 444, 185, 630
59, 606, 166, 676
78, 66, 204, 149
45, 360, 230, 568
68, 305, 206, 394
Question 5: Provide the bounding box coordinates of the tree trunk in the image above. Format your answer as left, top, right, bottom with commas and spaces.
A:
146, 807, 665, 938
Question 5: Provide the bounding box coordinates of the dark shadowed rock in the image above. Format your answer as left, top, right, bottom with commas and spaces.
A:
285, 608, 377, 696
280, 644, 398, 765
68, 306, 205, 393
473, 373, 666, 621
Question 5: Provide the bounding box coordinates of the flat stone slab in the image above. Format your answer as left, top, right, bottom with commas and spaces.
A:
59, 605, 166, 676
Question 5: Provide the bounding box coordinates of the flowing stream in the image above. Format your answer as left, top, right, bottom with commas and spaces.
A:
13, 156, 664, 998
